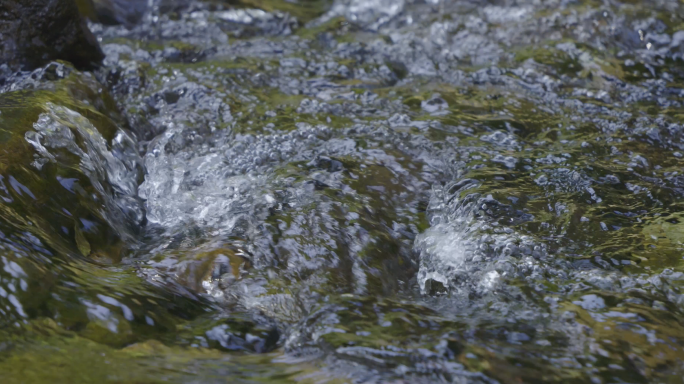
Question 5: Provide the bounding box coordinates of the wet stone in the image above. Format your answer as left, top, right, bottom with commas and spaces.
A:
3, 0, 684, 382
0, 0, 103, 72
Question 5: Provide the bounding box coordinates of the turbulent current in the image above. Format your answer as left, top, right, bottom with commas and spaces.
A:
1, 0, 684, 382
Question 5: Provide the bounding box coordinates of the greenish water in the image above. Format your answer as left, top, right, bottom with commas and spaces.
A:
2, 0, 684, 383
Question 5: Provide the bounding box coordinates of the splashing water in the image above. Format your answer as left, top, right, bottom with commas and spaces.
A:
2, 0, 684, 383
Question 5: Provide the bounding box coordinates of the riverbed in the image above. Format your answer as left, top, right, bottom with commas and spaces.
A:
1, 0, 684, 383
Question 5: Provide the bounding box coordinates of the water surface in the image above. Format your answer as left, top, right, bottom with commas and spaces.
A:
1, 0, 684, 382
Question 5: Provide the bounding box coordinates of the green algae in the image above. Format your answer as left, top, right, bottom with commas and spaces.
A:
5, 0, 684, 382
0, 82, 130, 262
0, 329, 315, 384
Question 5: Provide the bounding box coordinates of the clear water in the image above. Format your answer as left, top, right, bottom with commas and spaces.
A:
1, 0, 684, 382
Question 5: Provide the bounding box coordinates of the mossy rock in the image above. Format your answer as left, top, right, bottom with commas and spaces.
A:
0, 75, 143, 263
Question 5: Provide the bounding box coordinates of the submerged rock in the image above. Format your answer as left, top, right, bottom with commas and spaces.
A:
5, 0, 684, 382
0, 66, 145, 262
0, 0, 104, 71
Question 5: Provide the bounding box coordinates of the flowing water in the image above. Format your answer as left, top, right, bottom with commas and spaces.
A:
1, 0, 684, 382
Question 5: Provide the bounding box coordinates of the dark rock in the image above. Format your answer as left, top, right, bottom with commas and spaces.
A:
424, 278, 448, 295
0, 0, 104, 72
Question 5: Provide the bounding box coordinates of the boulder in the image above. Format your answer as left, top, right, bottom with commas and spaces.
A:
0, 0, 104, 72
